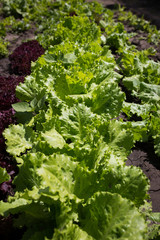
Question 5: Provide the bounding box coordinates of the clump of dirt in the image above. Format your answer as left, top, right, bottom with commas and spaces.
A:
126, 142, 160, 212
0, 58, 10, 77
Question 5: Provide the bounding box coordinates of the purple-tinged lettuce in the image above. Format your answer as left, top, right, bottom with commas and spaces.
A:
0, 76, 24, 110
9, 40, 45, 76
0, 109, 17, 137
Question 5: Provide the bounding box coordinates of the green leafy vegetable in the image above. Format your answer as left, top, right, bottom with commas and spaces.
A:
0, 167, 10, 184
1, 0, 160, 239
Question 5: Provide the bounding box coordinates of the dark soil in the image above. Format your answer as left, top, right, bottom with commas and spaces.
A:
126, 142, 160, 212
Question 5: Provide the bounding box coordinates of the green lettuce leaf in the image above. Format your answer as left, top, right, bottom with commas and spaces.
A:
3, 124, 34, 156
0, 167, 10, 184
0, 190, 57, 240
41, 128, 65, 149
99, 165, 149, 206
91, 77, 124, 117
37, 153, 78, 202
13, 153, 45, 192
78, 192, 146, 240
57, 103, 96, 142
73, 155, 149, 206
100, 119, 134, 158
134, 82, 160, 104
53, 222, 93, 240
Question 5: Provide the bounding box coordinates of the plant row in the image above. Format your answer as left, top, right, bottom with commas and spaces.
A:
0, 40, 44, 204
1, 0, 160, 239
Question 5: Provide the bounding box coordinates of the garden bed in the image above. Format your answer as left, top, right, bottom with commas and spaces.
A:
1, 0, 160, 239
